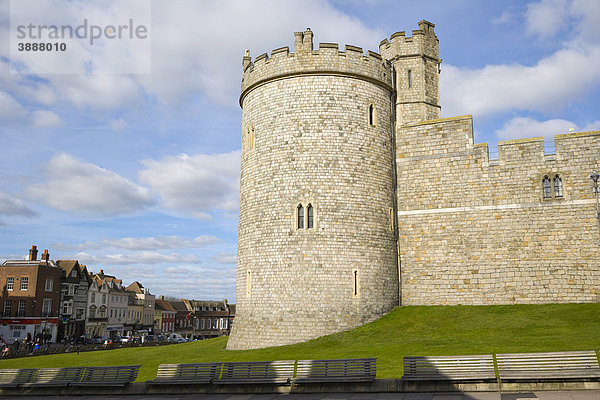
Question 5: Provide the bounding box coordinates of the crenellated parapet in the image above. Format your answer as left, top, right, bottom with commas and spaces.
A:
240, 29, 393, 106
379, 20, 439, 62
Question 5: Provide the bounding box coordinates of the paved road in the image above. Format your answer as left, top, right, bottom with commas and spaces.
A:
1, 392, 598, 400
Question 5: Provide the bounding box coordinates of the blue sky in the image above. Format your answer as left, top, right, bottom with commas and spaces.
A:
1, 0, 599, 301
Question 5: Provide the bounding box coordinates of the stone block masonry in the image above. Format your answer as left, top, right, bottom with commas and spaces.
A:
228, 21, 600, 350
397, 116, 600, 305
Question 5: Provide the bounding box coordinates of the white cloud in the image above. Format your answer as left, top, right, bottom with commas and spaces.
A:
0, 91, 28, 123
32, 110, 62, 128
73, 251, 201, 265
26, 153, 155, 215
441, 41, 600, 119
526, 0, 569, 38
492, 9, 518, 25
0, 192, 37, 216
51, 75, 142, 111
109, 118, 128, 132
494, 116, 600, 140
164, 266, 195, 275
139, 151, 240, 219
495, 117, 576, 139
2, 0, 382, 112
442, 0, 600, 119
583, 120, 600, 131
141, 0, 382, 105
55, 235, 221, 251
210, 252, 237, 265
570, 0, 600, 44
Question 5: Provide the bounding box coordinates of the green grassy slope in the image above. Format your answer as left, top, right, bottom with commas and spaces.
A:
2, 303, 599, 381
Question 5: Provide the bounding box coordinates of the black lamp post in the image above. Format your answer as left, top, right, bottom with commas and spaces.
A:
591, 171, 600, 245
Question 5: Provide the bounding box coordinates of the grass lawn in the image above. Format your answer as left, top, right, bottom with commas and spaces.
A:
1, 303, 599, 382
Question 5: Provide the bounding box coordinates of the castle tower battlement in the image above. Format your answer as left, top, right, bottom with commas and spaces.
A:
379, 20, 441, 126
240, 29, 393, 106
229, 28, 399, 350
378, 20, 439, 62
229, 21, 600, 351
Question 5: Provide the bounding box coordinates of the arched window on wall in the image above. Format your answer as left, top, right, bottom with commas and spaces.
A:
553, 175, 563, 198
297, 204, 304, 229
542, 176, 552, 199
307, 204, 314, 229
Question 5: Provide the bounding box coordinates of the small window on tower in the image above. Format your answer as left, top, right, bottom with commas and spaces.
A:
554, 175, 563, 198
368, 104, 375, 126
246, 270, 252, 296
352, 268, 360, 297
542, 176, 552, 199
408, 70, 412, 89
297, 204, 304, 229
307, 204, 314, 229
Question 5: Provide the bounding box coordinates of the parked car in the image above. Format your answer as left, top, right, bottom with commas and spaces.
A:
119, 335, 131, 343
166, 333, 184, 342
141, 335, 156, 343
92, 336, 111, 344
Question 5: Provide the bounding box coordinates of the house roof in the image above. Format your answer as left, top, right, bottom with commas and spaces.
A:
126, 281, 145, 294
56, 260, 78, 275
169, 300, 190, 312
155, 299, 177, 312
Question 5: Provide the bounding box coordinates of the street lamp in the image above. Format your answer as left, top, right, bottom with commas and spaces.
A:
591, 171, 600, 245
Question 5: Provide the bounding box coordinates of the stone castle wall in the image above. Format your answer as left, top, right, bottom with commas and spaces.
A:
396, 115, 600, 305
230, 21, 600, 351
228, 31, 398, 350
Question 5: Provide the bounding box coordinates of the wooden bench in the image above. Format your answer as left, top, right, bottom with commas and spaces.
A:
294, 358, 377, 383
216, 361, 295, 384
70, 365, 141, 386
148, 363, 222, 384
402, 355, 496, 381
0, 369, 36, 387
497, 351, 600, 380
23, 367, 85, 387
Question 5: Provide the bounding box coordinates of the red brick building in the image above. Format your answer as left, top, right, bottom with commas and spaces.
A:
0, 246, 62, 343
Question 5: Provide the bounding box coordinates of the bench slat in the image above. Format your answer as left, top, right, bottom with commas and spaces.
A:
403, 355, 496, 381
216, 361, 295, 384
497, 351, 600, 380
0, 369, 36, 387
23, 367, 85, 387
71, 365, 141, 386
294, 358, 376, 383
149, 363, 222, 384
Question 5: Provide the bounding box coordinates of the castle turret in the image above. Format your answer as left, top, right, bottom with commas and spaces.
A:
228, 29, 399, 350
379, 20, 441, 126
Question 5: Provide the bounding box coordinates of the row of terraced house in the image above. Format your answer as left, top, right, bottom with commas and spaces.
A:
0, 245, 235, 344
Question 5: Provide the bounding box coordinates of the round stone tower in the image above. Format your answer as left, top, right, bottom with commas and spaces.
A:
227, 29, 399, 350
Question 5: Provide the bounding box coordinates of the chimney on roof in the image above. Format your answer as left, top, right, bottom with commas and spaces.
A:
28, 245, 38, 261
41, 249, 50, 261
